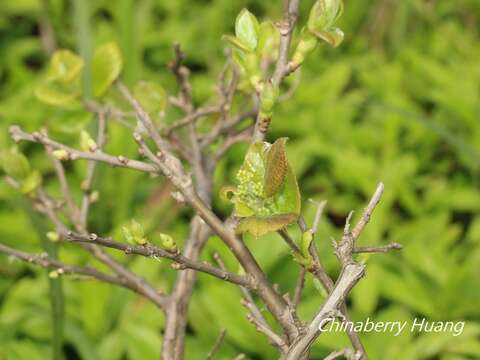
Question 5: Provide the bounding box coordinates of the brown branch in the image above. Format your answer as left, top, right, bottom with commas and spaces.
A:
0, 243, 157, 299
67, 233, 251, 288
292, 267, 306, 307
10, 125, 157, 173
324, 348, 356, 360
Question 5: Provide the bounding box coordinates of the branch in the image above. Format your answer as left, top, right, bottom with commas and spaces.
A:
67, 233, 252, 288
353, 243, 402, 254
0, 243, 157, 299
10, 125, 157, 173
205, 329, 227, 360
324, 348, 356, 360
285, 263, 366, 360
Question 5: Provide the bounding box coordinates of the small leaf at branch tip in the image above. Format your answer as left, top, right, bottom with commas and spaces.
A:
46, 232, 60, 242
80, 130, 97, 152
235, 8, 260, 51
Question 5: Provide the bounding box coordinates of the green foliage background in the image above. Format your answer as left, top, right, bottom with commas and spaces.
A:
1, 0, 479, 359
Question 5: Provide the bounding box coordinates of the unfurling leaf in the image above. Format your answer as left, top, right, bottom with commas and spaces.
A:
260, 81, 279, 114
311, 27, 344, 48
20, 170, 42, 194
121, 219, 147, 245
235, 9, 260, 51
80, 130, 97, 152
257, 21, 280, 59
222, 140, 301, 236
264, 138, 288, 197
52, 149, 70, 161
92, 42, 123, 97
308, 0, 344, 32
159, 233, 178, 253
48, 50, 84, 83
134, 81, 167, 116
236, 213, 298, 237
222, 35, 253, 53
0, 148, 30, 179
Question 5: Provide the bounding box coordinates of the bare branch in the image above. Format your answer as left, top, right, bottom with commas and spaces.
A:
351, 182, 384, 241
67, 233, 252, 288
353, 243, 402, 254
205, 329, 227, 360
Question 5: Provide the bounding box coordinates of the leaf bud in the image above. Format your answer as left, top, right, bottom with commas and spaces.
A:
159, 233, 178, 253
80, 130, 97, 152
0, 147, 31, 179
121, 219, 147, 245
52, 149, 70, 161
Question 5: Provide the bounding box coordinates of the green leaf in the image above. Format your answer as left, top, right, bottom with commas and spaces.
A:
264, 138, 288, 197
308, 0, 343, 32
92, 42, 123, 97
133, 81, 167, 116
20, 171, 42, 194
236, 213, 298, 237
235, 9, 259, 51
222, 35, 253, 53
257, 21, 280, 58
0, 148, 30, 179
225, 140, 301, 236
48, 49, 84, 83
34, 81, 81, 106
311, 27, 344, 47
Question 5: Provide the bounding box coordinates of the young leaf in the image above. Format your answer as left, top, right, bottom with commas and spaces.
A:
264, 138, 288, 197
308, 0, 343, 32
20, 171, 42, 194
311, 27, 344, 47
257, 21, 280, 58
222, 35, 254, 53
48, 50, 84, 83
0, 148, 31, 179
91, 42, 123, 97
236, 213, 298, 237
34, 81, 81, 106
133, 81, 167, 116
235, 9, 260, 51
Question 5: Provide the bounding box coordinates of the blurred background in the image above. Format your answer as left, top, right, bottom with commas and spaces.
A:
0, 0, 479, 359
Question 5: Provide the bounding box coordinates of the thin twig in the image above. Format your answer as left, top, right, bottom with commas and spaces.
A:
205, 329, 227, 360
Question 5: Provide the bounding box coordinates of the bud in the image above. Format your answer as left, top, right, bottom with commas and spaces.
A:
46, 231, 60, 242
80, 130, 97, 152
20, 170, 42, 195
52, 149, 70, 161
49, 270, 59, 278
291, 32, 318, 67
308, 0, 343, 32
89, 191, 99, 203
0, 147, 30, 179
121, 219, 147, 245
159, 233, 177, 253
260, 81, 279, 114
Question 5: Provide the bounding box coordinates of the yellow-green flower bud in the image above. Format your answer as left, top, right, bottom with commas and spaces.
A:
121, 219, 147, 245
52, 149, 70, 161
49, 270, 59, 278
0, 148, 30, 179
159, 233, 177, 253
80, 130, 97, 152
46, 231, 60, 242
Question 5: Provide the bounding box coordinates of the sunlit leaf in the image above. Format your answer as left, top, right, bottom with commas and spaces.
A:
48, 49, 84, 83
92, 42, 123, 97
235, 9, 259, 51
34, 81, 81, 106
